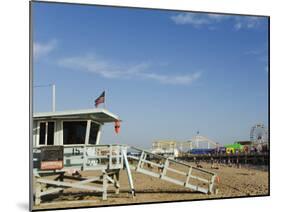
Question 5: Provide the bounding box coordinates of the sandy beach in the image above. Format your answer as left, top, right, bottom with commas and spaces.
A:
33, 162, 269, 210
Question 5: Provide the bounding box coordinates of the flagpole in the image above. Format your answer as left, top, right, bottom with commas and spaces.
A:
52, 84, 56, 112
104, 89, 106, 109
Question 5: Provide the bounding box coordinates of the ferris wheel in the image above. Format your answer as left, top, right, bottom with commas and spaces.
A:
250, 123, 268, 145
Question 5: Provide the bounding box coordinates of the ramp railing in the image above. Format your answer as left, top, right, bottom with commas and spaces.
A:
127, 146, 217, 194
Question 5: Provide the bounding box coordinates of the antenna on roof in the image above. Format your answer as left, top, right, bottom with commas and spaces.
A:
52, 84, 56, 112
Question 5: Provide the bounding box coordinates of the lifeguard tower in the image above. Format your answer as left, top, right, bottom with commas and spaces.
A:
32, 108, 218, 206
32, 108, 134, 205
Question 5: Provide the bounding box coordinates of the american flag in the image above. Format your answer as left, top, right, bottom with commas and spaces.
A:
95, 91, 105, 107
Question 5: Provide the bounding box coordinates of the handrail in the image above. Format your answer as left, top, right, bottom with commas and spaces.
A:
33, 144, 126, 150
128, 146, 216, 176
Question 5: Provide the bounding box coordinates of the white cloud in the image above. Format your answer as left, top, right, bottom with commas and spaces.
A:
58, 54, 149, 79
234, 17, 263, 31
58, 54, 201, 85
140, 72, 201, 85
34, 39, 57, 58
207, 14, 229, 21
171, 13, 264, 31
171, 13, 211, 26
170, 13, 229, 28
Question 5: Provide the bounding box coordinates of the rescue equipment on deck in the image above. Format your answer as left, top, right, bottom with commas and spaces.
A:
114, 120, 121, 134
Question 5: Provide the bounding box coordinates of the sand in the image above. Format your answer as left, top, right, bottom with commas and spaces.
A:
33, 162, 269, 210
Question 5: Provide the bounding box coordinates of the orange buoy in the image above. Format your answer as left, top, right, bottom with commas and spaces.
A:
114, 120, 121, 134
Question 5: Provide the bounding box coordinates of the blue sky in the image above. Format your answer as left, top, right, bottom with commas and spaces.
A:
32, 2, 268, 148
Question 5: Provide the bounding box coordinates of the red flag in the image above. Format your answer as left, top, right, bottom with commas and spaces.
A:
95, 91, 105, 107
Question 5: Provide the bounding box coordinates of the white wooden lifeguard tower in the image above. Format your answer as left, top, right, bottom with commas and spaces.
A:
32, 108, 135, 205
32, 108, 218, 206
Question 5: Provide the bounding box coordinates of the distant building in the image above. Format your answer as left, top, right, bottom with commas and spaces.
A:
152, 141, 179, 158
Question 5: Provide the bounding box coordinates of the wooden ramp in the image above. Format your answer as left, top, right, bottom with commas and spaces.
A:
127, 146, 217, 194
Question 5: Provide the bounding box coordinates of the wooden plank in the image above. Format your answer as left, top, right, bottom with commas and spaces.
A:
40, 188, 64, 197
35, 182, 41, 205
35, 169, 65, 175
127, 155, 140, 160
83, 165, 108, 171
208, 175, 216, 194
166, 167, 186, 176
161, 175, 185, 186
160, 159, 169, 178
39, 176, 103, 198
197, 186, 209, 194
83, 156, 109, 159
185, 167, 192, 186
106, 175, 115, 184
76, 176, 101, 184
185, 184, 208, 194
136, 151, 145, 171
102, 172, 108, 200
37, 179, 104, 192
190, 175, 209, 183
